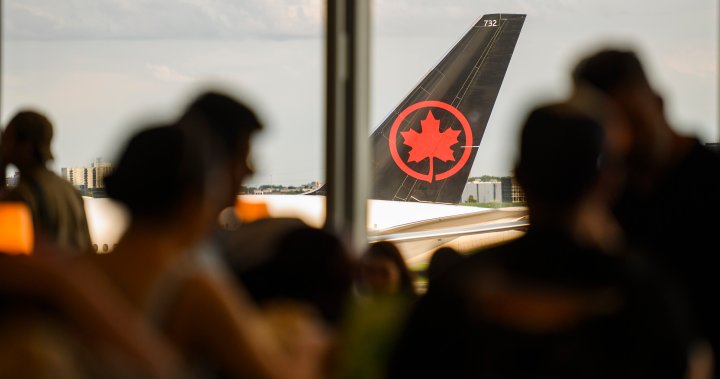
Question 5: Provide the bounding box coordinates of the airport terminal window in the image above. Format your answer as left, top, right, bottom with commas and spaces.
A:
2, 1, 325, 245
2, 1, 716, 261
2, 1, 324, 187
371, 1, 717, 181
369, 1, 717, 267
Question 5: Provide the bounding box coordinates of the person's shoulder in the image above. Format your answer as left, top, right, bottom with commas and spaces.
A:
42, 169, 78, 186
464, 237, 525, 261
462, 231, 557, 267
442, 238, 527, 285
37, 169, 85, 197
680, 138, 720, 169
670, 138, 720, 193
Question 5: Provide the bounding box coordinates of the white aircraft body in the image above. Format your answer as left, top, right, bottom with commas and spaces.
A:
237, 194, 528, 264
84, 194, 527, 264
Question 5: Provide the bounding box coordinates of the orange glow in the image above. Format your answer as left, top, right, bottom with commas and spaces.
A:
235, 198, 270, 223
0, 202, 34, 255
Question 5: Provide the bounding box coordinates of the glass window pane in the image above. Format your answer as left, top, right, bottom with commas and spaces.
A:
370, 1, 717, 267
2, 1, 324, 246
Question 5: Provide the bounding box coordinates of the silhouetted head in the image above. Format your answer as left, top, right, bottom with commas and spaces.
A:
360, 241, 416, 298
180, 91, 262, 153
515, 103, 604, 209
572, 49, 651, 94
178, 91, 263, 208
238, 225, 354, 326
572, 48, 672, 172
427, 247, 463, 289
105, 126, 206, 225
1, 110, 54, 169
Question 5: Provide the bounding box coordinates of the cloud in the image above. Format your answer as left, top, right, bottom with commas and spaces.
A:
4, 0, 322, 40
145, 64, 194, 82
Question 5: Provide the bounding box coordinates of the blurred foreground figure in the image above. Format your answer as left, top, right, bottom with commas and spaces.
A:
387, 102, 695, 379
0, 110, 91, 255
176, 90, 261, 212
426, 247, 463, 292
175, 91, 338, 377
574, 48, 720, 376
0, 254, 183, 379
92, 122, 327, 379
331, 241, 418, 379
232, 223, 355, 379
236, 225, 354, 328
358, 241, 418, 299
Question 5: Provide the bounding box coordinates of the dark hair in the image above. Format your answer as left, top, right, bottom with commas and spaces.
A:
6, 110, 54, 164
238, 226, 354, 326
427, 247, 463, 288
572, 49, 650, 94
105, 126, 205, 220
364, 241, 417, 298
515, 104, 604, 206
179, 91, 263, 156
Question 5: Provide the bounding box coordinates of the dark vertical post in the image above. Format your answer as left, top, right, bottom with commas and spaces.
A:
0, 0, 5, 190
325, 0, 370, 254
0, 0, 2, 122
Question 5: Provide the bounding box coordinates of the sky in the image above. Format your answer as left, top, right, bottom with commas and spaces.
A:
2, 0, 718, 186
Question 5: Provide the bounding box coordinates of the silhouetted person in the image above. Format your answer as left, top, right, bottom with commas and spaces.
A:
358, 241, 417, 300
426, 247, 462, 292
387, 102, 694, 379
573, 48, 720, 374
237, 225, 354, 328
0, 254, 183, 379
333, 241, 418, 379
91, 125, 326, 379
0, 110, 91, 255
176, 90, 262, 214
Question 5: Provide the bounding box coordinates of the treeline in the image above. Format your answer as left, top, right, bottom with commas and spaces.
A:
240, 183, 319, 195
467, 175, 507, 182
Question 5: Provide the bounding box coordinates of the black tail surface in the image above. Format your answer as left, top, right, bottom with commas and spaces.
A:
371, 14, 525, 203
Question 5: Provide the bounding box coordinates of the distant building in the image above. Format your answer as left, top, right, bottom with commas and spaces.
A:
91, 159, 112, 189
86, 168, 95, 189
60, 158, 112, 194
462, 181, 502, 203
500, 176, 525, 204
501, 177, 512, 203
62, 167, 87, 188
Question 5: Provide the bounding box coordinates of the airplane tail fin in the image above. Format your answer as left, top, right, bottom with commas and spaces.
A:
371, 14, 525, 203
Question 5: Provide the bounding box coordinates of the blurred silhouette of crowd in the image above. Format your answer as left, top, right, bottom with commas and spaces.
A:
1, 46, 718, 379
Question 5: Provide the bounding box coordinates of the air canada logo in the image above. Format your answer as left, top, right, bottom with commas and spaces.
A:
389, 100, 473, 183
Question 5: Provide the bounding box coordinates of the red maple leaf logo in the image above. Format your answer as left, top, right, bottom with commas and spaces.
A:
401, 110, 460, 182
